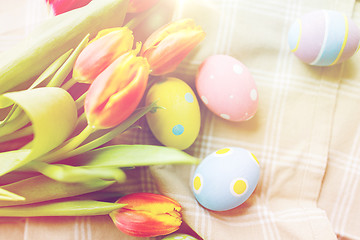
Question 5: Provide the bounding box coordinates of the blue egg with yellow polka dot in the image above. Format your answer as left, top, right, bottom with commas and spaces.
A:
145, 77, 201, 150
192, 147, 260, 211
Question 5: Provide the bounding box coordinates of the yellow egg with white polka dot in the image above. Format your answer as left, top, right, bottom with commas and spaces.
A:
192, 147, 260, 211
145, 77, 201, 150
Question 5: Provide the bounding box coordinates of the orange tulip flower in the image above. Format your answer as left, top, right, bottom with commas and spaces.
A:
84, 50, 150, 129
140, 18, 205, 76
127, 0, 160, 13
110, 193, 182, 237
73, 27, 134, 84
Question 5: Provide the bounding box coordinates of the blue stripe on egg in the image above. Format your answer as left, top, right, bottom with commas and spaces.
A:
311, 10, 347, 66
288, 19, 301, 52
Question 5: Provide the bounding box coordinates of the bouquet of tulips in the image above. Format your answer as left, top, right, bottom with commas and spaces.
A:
0, 0, 205, 237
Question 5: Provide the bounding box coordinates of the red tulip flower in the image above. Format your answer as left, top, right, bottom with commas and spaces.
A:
140, 18, 205, 76
110, 193, 182, 237
84, 50, 150, 129
73, 27, 135, 84
46, 0, 92, 15
127, 0, 160, 13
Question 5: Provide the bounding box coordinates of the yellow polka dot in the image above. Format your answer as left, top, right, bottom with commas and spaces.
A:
216, 148, 231, 155
193, 176, 202, 191
250, 152, 259, 165
232, 179, 247, 196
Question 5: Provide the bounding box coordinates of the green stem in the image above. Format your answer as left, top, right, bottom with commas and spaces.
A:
57, 102, 157, 161
0, 188, 25, 202
29, 49, 73, 89
29, 162, 127, 183
0, 174, 115, 207
0, 105, 20, 127
61, 77, 78, 91
47, 34, 89, 88
0, 200, 126, 217
0, 125, 33, 143
75, 112, 87, 127
75, 91, 87, 109
0, 112, 30, 138
36, 125, 95, 163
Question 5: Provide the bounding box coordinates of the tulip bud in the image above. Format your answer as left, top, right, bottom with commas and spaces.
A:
73, 27, 134, 84
84, 49, 150, 129
127, 0, 160, 13
140, 18, 205, 76
110, 193, 182, 237
46, 0, 92, 15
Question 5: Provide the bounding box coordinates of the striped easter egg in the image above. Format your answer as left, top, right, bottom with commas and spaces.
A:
288, 10, 360, 66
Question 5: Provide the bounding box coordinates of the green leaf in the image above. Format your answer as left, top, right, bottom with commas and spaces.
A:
31, 162, 126, 183
0, 87, 77, 176
63, 102, 158, 159
0, 111, 30, 137
0, 200, 126, 217
0, 188, 25, 202
47, 34, 89, 87
67, 145, 200, 168
0, 175, 114, 207
29, 49, 73, 89
0, 0, 129, 94
0, 49, 73, 129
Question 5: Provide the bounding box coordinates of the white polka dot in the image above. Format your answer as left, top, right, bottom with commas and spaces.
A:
201, 96, 208, 104
220, 114, 230, 120
245, 114, 254, 121
229, 95, 235, 99
210, 75, 215, 79
233, 64, 243, 74
250, 89, 257, 101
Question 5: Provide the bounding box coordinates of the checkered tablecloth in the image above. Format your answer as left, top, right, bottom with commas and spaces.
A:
1, 0, 360, 239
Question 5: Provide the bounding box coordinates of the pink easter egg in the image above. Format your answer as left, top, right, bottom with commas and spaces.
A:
196, 55, 258, 121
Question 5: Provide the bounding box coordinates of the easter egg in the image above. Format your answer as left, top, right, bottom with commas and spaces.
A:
196, 55, 258, 122
288, 10, 360, 66
145, 77, 201, 150
162, 233, 198, 240
192, 147, 260, 211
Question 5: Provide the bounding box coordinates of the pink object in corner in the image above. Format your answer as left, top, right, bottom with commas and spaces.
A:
46, 0, 92, 15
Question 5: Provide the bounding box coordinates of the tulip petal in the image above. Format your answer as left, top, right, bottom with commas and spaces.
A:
140, 18, 205, 75
111, 193, 182, 237
116, 193, 181, 211
85, 52, 150, 129
112, 210, 181, 237
143, 30, 205, 75
73, 27, 134, 84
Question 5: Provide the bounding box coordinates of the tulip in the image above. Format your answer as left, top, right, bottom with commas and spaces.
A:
110, 193, 182, 237
84, 49, 150, 129
73, 27, 134, 84
127, 0, 160, 13
46, 0, 92, 15
140, 18, 205, 76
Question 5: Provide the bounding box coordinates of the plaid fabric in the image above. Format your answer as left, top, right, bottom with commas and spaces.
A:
1, 0, 360, 239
